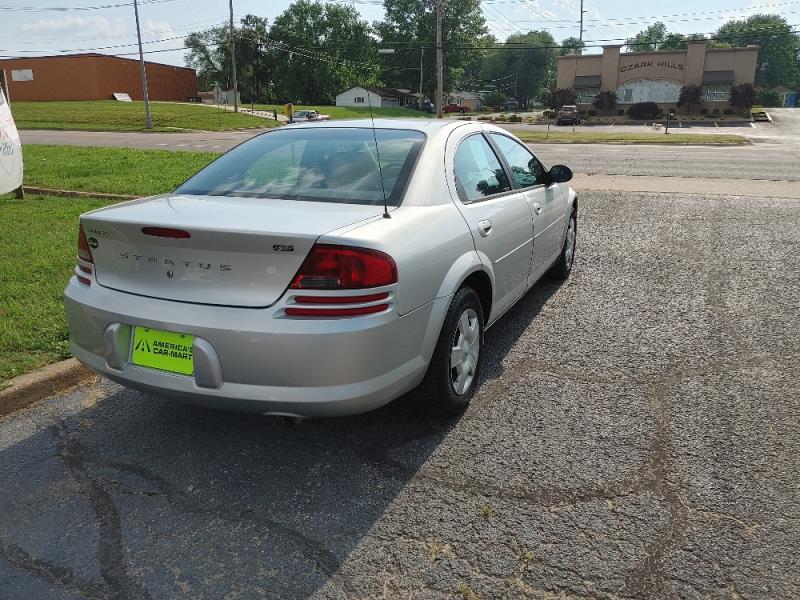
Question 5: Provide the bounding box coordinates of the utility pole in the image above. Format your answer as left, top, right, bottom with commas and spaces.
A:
132, 0, 153, 129
419, 47, 424, 109
578, 0, 585, 55
435, 0, 443, 118
229, 0, 238, 113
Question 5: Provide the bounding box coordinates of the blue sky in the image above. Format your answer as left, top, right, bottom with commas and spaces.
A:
0, 0, 793, 67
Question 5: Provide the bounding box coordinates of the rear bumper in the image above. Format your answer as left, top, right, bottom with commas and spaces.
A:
64, 277, 449, 417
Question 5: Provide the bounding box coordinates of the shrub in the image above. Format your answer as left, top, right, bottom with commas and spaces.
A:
723, 108, 733, 115
677, 84, 703, 113
592, 90, 617, 112
712, 108, 720, 115
730, 83, 757, 110
483, 90, 507, 110
757, 88, 782, 107
627, 102, 660, 120
700, 108, 709, 115
588, 109, 597, 117
545, 88, 577, 109
617, 109, 625, 116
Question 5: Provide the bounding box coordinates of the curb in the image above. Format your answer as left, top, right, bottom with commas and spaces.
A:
23, 186, 136, 201
0, 358, 95, 419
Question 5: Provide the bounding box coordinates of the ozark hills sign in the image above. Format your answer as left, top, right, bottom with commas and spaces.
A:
620, 60, 684, 73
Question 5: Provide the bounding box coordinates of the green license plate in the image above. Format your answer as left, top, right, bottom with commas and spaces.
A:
131, 326, 195, 375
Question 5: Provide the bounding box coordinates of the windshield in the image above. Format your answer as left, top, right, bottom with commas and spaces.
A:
176, 128, 425, 206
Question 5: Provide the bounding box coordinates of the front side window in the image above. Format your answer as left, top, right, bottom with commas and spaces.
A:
702, 83, 731, 102
177, 128, 425, 206
354, 96, 365, 104
454, 134, 511, 203
490, 134, 546, 189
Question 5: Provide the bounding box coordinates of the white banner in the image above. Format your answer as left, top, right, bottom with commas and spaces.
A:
0, 87, 23, 196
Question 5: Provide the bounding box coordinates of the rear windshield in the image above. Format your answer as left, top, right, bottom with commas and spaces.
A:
176, 127, 425, 206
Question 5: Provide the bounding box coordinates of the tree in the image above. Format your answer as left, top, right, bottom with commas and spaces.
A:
185, 15, 271, 101
757, 88, 783, 106
730, 83, 758, 110
269, 0, 379, 103
625, 22, 667, 52
377, 0, 489, 102
592, 90, 617, 112
546, 88, 576, 109
716, 14, 800, 88
480, 30, 558, 108
559, 36, 583, 56
482, 90, 506, 109
677, 84, 703, 113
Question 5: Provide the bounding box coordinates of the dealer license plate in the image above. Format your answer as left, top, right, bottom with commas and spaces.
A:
131, 326, 194, 375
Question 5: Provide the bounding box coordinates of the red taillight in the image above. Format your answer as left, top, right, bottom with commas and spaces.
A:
285, 304, 389, 317
141, 227, 191, 239
289, 245, 397, 290
77, 225, 94, 264
294, 292, 389, 305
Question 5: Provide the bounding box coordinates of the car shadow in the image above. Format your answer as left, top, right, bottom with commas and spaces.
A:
0, 278, 563, 599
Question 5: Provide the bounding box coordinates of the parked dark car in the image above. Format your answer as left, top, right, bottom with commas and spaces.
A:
556, 105, 581, 125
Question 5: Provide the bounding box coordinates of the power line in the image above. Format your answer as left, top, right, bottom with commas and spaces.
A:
0, 0, 179, 11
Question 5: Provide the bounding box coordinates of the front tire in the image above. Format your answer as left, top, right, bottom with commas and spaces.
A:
416, 287, 484, 419
549, 210, 577, 280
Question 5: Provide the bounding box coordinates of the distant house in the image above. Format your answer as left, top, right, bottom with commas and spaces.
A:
336, 86, 419, 108
447, 91, 483, 112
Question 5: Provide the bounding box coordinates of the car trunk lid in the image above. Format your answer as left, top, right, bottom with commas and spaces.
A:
82, 194, 383, 307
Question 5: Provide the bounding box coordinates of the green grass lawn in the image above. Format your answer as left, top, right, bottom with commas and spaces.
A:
510, 131, 750, 144
12, 100, 278, 132
0, 194, 117, 383
23, 145, 219, 196
253, 104, 430, 120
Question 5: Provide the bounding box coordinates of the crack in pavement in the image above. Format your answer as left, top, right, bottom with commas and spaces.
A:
0, 540, 111, 599
43, 420, 344, 598
52, 422, 153, 600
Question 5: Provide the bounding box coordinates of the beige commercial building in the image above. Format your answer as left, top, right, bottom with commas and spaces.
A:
557, 41, 758, 110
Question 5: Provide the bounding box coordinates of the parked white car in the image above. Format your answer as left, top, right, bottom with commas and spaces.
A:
65, 120, 577, 419
291, 110, 330, 122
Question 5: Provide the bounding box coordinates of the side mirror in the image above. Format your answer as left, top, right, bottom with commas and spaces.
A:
549, 164, 573, 183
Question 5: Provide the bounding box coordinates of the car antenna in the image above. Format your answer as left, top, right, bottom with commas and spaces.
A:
366, 90, 391, 219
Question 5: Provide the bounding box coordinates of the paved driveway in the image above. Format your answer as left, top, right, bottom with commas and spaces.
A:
1, 190, 798, 599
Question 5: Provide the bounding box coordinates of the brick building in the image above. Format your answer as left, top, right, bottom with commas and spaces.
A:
557, 41, 758, 111
0, 54, 197, 102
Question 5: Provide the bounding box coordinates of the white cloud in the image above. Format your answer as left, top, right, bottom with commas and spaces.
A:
143, 19, 176, 40
19, 16, 127, 37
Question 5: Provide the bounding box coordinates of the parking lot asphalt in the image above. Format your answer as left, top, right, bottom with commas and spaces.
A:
1, 190, 798, 599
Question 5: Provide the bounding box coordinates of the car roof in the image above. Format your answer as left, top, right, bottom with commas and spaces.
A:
286, 118, 469, 135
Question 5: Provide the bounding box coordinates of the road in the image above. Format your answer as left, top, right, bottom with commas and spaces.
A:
21, 113, 800, 182
2, 190, 798, 599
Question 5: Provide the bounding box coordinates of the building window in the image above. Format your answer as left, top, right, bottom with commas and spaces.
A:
616, 79, 682, 104
701, 83, 731, 102
575, 88, 599, 104
354, 96, 365, 104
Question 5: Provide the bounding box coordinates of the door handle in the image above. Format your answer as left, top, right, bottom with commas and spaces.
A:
477, 219, 493, 237
532, 202, 542, 214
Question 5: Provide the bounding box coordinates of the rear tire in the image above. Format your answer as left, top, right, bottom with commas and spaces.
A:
416, 287, 484, 419
549, 210, 577, 280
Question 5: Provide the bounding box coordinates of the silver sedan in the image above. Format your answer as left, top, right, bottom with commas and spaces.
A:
64, 120, 577, 418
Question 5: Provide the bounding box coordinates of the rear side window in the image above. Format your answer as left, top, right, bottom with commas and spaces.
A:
490, 134, 546, 188
453, 134, 511, 203
176, 128, 425, 206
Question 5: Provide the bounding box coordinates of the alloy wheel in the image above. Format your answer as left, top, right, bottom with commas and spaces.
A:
565, 215, 576, 269
450, 308, 480, 395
